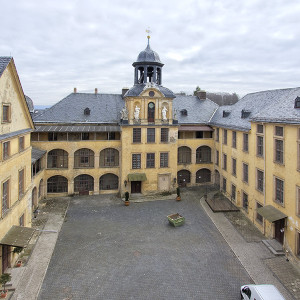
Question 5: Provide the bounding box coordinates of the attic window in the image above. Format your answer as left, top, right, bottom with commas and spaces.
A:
181, 109, 188, 116
294, 96, 300, 108
84, 108, 90, 115
241, 109, 251, 118
223, 110, 230, 117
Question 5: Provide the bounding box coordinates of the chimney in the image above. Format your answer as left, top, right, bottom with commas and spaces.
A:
74, 87, 77, 93
122, 87, 129, 98
95, 88, 98, 95
196, 91, 206, 100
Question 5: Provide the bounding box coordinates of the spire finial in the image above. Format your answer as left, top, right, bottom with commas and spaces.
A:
146, 28, 151, 46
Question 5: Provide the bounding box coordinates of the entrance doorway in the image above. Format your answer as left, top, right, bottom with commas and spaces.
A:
131, 181, 141, 194
275, 218, 285, 244
2, 245, 10, 272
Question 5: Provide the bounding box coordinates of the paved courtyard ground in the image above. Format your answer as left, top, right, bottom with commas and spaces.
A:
38, 190, 253, 300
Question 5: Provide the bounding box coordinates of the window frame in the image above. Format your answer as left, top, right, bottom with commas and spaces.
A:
256, 135, 264, 157
222, 153, 227, 171
232, 157, 236, 176
2, 104, 11, 123
274, 176, 284, 205
256, 169, 264, 193
161, 128, 169, 143
256, 202, 263, 224
223, 129, 227, 145
216, 150, 219, 166
243, 163, 249, 184
160, 152, 169, 168
232, 131, 236, 148
132, 153, 141, 169
2, 141, 10, 160
147, 128, 155, 143
146, 153, 155, 168
133, 128, 141, 143
2, 179, 10, 217
18, 168, 25, 200
242, 191, 248, 212
243, 133, 249, 152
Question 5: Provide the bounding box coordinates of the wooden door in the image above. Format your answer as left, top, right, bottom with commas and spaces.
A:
275, 218, 285, 244
2, 245, 10, 272
131, 181, 141, 193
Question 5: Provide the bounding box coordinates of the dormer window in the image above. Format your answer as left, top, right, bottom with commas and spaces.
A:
223, 110, 230, 117
84, 108, 90, 115
294, 96, 300, 108
241, 109, 251, 118
181, 109, 188, 116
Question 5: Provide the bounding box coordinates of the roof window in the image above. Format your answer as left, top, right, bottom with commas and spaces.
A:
84, 108, 90, 115
294, 96, 300, 108
241, 109, 251, 118
223, 110, 230, 118
180, 109, 188, 116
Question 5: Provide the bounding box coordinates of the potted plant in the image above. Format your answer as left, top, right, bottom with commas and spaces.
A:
124, 191, 130, 206
0, 273, 11, 298
176, 187, 181, 201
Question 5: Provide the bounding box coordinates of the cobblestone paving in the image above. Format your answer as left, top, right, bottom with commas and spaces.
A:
38, 192, 253, 300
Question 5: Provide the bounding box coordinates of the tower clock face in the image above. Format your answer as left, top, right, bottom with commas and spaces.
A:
149, 91, 155, 97
148, 102, 155, 108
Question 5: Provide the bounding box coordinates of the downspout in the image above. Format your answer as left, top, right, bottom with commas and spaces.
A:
263, 122, 266, 235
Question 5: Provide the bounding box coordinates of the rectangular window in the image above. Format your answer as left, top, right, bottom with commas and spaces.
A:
108, 132, 116, 140
257, 169, 264, 192
275, 126, 284, 137
243, 163, 248, 183
133, 128, 141, 143
196, 131, 203, 139
297, 231, 300, 257
19, 136, 25, 152
223, 177, 227, 192
216, 128, 219, 142
275, 139, 284, 164
132, 154, 141, 169
147, 128, 155, 143
257, 136, 264, 157
2, 141, 10, 160
256, 202, 263, 224
257, 124, 264, 134
223, 129, 227, 145
19, 214, 24, 226
231, 184, 236, 202
2, 105, 10, 123
160, 152, 168, 168
274, 177, 284, 205
216, 150, 219, 166
161, 128, 169, 142
19, 169, 25, 199
243, 133, 248, 152
146, 153, 155, 168
2, 180, 9, 216
232, 131, 236, 148
48, 132, 58, 141
82, 132, 89, 140
232, 158, 236, 176
223, 153, 227, 170
243, 192, 248, 212
298, 141, 300, 171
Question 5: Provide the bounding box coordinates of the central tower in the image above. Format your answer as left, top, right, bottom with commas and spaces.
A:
132, 36, 164, 85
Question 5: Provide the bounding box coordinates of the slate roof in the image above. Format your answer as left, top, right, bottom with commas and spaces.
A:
209, 87, 300, 131
173, 96, 218, 124
33, 93, 125, 124
0, 57, 11, 77
125, 84, 175, 98
135, 43, 162, 65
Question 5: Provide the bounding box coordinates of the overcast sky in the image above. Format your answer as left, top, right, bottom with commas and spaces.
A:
1, 0, 300, 106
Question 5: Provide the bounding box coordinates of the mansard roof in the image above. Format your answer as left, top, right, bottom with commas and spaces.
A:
33, 93, 124, 124
209, 87, 300, 131
173, 96, 218, 124
0, 57, 12, 77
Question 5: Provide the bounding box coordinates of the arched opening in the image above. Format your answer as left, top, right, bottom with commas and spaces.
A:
177, 170, 191, 187
148, 102, 155, 122
147, 66, 154, 82
74, 174, 94, 195
32, 187, 37, 209
38, 179, 43, 198
196, 146, 211, 163
214, 170, 220, 188
99, 174, 119, 190
100, 148, 119, 167
47, 176, 68, 193
178, 146, 191, 164
196, 169, 211, 183
156, 68, 161, 84
138, 67, 144, 83
74, 148, 94, 168
47, 149, 68, 168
